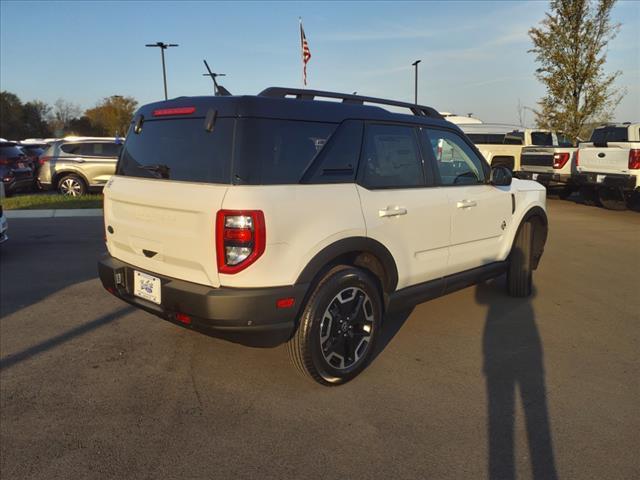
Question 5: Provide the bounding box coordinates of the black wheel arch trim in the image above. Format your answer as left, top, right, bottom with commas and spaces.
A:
295, 236, 399, 293
517, 206, 548, 269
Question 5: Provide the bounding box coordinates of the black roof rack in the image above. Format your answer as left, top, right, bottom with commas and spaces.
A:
259, 87, 443, 119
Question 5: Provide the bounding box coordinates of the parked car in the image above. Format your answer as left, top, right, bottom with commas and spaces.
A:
0, 141, 35, 196
98, 87, 548, 386
38, 137, 124, 196
515, 133, 577, 198
0, 182, 8, 244
18, 142, 47, 181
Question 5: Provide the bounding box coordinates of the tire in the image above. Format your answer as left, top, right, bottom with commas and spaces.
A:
558, 186, 573, 200
597, 187, 627, 211
287, 265, 383, 386
57, 174, 87, 197
579, 186, 599, 207
507, 221, 533, 297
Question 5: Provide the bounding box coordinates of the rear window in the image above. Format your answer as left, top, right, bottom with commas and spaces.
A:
118, 118, 234, 184
465, 133, 506, 144
531, 132, 554, 146
590, 127, 628, 144
0, 145, 24, 158
118, 117, 336, 185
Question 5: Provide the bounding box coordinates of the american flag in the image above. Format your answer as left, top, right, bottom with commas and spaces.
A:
300, 19, 311, 86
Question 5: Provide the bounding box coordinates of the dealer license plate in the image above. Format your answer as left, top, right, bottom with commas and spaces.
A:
596, 174, 606, 183
134, 271, 161, 304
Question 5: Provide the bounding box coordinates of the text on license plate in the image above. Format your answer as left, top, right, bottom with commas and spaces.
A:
134, 271, 161, 304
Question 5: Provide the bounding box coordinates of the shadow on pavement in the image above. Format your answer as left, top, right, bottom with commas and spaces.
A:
370, 307, 414, 363
476, 279, 558, 480
0, 217, 105, 318
0, 305, 133, 371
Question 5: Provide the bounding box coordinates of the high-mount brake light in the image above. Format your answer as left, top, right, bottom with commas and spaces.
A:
216, 210, 266, 274
553, 152, 570, 169
628, 149, 640, 170
152, 106, 196, 117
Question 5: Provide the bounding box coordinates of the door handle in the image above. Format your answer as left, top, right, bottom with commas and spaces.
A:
456, 199, 477, 209
72, 157, 85, 163
378, 206, 408, 217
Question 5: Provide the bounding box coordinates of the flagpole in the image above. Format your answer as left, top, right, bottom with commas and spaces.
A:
299, 17, 304, 88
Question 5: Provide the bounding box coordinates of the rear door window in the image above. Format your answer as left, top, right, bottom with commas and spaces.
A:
359, 124, 425, 189
118, 118, 234, 184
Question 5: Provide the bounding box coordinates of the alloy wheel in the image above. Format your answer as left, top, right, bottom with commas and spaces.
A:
319, 287, 375, 370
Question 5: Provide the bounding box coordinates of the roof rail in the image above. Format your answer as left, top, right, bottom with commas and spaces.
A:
259, 87, 443, 119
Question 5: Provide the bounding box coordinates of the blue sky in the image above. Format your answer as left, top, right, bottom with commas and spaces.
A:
1, 0, 638, 125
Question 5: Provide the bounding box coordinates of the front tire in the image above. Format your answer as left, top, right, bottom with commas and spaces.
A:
287, 266, 382, 386
507, 221, 533, 297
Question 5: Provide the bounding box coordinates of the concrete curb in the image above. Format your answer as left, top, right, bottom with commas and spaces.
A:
5, 209, 103, 219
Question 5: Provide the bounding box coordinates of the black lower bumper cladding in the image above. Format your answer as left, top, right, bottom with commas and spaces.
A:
98, 254, 309, 347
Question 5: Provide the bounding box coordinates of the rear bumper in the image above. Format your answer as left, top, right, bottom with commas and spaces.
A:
574, 172, 638, 190
2, 173, 34, 193
515, 171, 572, 185
98, 254, 308, 347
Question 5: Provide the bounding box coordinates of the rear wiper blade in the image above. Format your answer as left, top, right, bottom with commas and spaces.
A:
139, 164, 170, 179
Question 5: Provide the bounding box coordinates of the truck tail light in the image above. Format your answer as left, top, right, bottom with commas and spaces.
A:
216, 210, 265, 274
629, 149, 640, 170
574, 149, 579, 167
553, 152, 570, 169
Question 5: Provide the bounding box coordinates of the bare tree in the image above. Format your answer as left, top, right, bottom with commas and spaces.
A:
50, 98, 82, 135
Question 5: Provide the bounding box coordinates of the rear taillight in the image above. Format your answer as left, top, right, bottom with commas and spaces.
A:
553, 152, 570, 169
38, 155, 51, 165
216, 210, 266, 274
0, 158, 8, 165
629, 149, 640, 170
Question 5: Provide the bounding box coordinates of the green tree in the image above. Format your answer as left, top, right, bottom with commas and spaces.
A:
529, 0, 624, 141
23, 100, 52, 138
85, 95, 138, 137
0, 91, 25, 139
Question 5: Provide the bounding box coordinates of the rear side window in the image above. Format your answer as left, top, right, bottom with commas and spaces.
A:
302, 120, 363, 184
590, 127, 628, 144
60, 143, 81, 154
234, 119, 336, 184
118, 118, 234, 184
360, 124, 424, 189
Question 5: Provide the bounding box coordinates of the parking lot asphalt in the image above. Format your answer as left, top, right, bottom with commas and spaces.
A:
1, 200, 638, 480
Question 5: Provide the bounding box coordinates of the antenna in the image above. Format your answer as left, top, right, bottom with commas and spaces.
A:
202, 60, 231, 96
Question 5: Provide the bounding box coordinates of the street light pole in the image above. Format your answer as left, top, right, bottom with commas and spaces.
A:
145, 42, 179, 100
411, 60, 421, 104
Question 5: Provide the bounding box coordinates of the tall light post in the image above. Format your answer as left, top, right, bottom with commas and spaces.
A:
145, 42, 179, 100
411, 59, 421, 104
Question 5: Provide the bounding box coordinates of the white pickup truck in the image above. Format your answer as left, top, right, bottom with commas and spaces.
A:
575, 123, 640, 209
516, 132, 577, 198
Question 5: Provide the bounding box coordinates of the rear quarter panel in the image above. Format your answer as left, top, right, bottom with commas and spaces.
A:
220, 184, 366, 288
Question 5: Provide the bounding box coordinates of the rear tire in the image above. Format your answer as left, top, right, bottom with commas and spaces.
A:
287, 265, 382, 386
598, 187, 627, 211
579, 186, 599, 207
57, 174, 87, 197
507, 221, 533, 297
558, 186, 573, 200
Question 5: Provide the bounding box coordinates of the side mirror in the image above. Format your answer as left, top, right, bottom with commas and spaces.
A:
490, 165, 512, 186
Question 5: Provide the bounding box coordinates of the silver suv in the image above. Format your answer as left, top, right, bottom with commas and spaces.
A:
38, 137, 123, 196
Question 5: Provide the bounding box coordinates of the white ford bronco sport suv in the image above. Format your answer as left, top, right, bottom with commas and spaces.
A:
99, 88, 548, 386
574, 123, 640, 209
